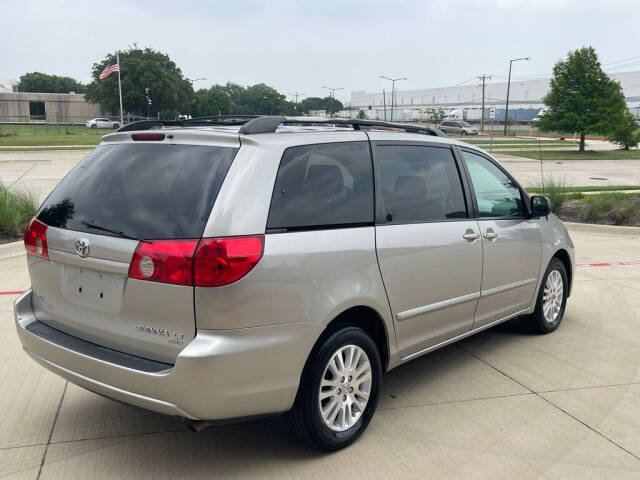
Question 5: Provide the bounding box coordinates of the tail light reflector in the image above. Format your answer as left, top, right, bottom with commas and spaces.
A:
194, 236, 264, 287
24, 218, 49, 259
128, 240, 198, 286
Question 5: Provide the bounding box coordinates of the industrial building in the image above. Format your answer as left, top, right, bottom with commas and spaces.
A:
349, 70, 640, 123
0, 92, 102, 123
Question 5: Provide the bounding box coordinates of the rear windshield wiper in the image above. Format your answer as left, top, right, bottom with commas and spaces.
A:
81, 221, 151, 244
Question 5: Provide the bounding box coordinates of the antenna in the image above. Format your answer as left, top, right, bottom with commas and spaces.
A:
537, 127, 545, 195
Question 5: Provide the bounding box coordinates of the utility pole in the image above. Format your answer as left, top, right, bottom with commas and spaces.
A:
323, 87, 343, 117
477, 74, 491, 131
504, 57, 530, 135
379, 75, 407, 122
382, 89, 387, 121
289, 92, 306, 103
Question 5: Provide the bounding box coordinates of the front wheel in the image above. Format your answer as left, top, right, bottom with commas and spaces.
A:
112, 123, 120, 129
286, 325, 381, 450
461, 130, 467, 136
524, 258, 568, 333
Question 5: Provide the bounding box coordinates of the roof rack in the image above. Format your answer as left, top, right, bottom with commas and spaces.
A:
116, 115, 260, 132
117, 115, 447, 137
238, 116, 447, 137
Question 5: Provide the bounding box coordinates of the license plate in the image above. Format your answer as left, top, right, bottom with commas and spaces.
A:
59, 265, 125, 314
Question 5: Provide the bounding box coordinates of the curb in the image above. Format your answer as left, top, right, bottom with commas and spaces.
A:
564, 222, 640, 236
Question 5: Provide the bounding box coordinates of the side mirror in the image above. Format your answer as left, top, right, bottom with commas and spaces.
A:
531, 195, 551, 217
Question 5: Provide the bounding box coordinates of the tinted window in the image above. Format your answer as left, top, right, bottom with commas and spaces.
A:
38, 143, 237, 239
267, 142, 373, 231
462, 150, 524, 217
374, 145, 467, 223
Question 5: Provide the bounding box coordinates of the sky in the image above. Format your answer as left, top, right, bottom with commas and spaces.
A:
2, 0, 640, 103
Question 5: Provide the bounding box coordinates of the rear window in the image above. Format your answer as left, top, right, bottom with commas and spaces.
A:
37, 143, 237, 239
267, 141, 374, 231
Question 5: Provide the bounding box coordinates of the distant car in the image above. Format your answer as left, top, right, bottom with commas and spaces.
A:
86, 118, 120, 129
439, 120, 478, 136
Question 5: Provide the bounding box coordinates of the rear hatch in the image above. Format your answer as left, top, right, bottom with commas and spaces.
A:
27, 139, 238, 363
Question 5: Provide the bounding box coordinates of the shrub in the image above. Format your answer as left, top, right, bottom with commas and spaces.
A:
0, 184, 38, 237
539, 176, 567, 214
581, 193, 640, 225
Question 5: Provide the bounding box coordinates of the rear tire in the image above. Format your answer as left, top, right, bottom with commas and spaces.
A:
524, 258, 568, 333
113, 123, 120, 129
286, 325, 381, 451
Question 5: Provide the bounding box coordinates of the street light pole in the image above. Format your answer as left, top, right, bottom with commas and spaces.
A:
186, 77, 206, 86
503, 57, 529, 135
379, 76, 407, 122
323, 87, 343, 117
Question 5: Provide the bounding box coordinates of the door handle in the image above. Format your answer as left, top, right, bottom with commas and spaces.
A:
483, 229, 498, 240
462, 231, 480, 241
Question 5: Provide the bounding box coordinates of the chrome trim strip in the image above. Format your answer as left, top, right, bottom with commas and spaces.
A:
396, 292, 481, 321
481, 278, 537, 297
400, 308, 529, 361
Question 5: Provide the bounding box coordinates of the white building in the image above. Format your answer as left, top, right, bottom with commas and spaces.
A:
0, 79, 18, 93
349, 71, 640, 122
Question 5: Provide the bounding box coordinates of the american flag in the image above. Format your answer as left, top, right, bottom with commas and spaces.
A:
99, 57, 119, 80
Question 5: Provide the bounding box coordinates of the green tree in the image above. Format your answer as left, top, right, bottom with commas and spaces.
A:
18, 72, 86, 93
299, 96, 344, 115
608, 110, 640, 150
85, 47, 193, 117
224, 82, 291, 115
540, 47, 629, 152
191, 86, 231, 117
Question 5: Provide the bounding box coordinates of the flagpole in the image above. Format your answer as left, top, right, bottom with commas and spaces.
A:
116, 53, 124, 125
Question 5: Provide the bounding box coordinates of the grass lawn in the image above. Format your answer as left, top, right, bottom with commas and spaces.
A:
527, 185, 640, 194
0, 124, 114, 146
463, 139, 578, 146
499, 149, 640, 160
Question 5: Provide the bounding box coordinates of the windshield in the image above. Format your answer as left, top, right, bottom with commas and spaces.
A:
459, 121, 472, 127
37, 143, 237, 239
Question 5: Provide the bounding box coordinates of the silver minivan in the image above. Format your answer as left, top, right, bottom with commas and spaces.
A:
15, 116, 574, 450
439, 120, 478, 136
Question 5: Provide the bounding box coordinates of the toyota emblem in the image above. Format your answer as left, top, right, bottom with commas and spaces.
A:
75, 238, 90, 257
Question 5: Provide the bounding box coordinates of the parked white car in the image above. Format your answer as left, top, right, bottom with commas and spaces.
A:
86, 118, 120, 129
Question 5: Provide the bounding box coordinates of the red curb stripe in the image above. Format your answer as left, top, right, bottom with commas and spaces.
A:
0, 290, 25, 295
577, 261, 640, 268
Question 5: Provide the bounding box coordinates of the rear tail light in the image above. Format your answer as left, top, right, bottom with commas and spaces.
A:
129, 240, 198, 286
24, 218, 49, 259
194, 236, 264, 287
127, 235, 263, 287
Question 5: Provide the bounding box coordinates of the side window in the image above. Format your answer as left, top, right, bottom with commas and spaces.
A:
374, 145, 467, 223
267, 141, 373, 231
462, 151, 524, 217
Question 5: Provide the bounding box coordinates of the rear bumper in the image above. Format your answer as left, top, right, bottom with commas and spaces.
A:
14, 290, 322, 420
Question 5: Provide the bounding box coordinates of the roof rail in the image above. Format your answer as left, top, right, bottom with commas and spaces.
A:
238, 116, 447, 137
116, 114, 447, 137
116, 115, 260, 132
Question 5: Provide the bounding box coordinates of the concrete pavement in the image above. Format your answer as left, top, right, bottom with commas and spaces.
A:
1, 225, 639, 479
